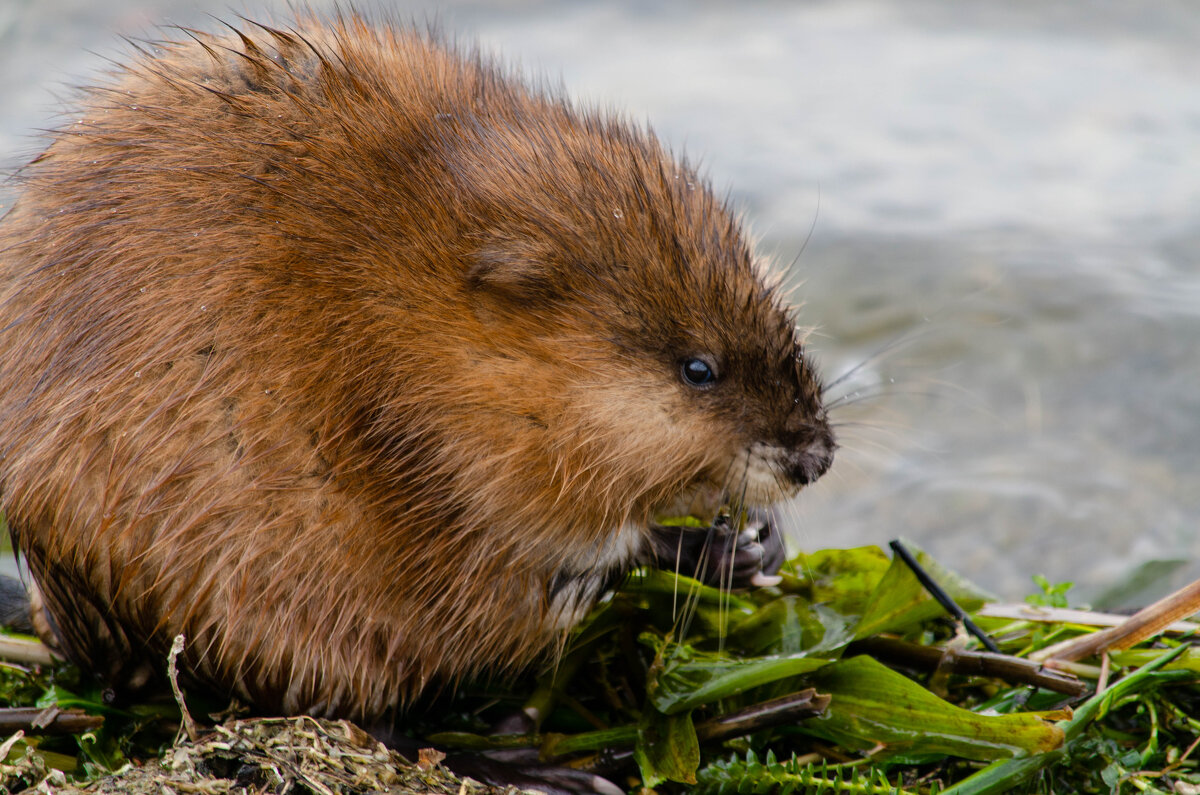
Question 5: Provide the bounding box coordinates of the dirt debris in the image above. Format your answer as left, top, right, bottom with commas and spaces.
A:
4, 716, 526, 795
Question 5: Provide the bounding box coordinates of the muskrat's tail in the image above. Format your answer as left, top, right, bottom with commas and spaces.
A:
0, 575, 33, 634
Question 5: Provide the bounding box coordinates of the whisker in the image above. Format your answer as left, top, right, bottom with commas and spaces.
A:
828, 418, 910, 432
672, 525, 685, 619
675, 454, 740, 523
781, 191, 821, 293
716, 468, 752, 653
832, 437, 908, 462
824, 385, 942, 410
821, 328, 936, 395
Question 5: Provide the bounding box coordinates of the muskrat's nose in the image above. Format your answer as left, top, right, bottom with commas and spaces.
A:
782, 425, 836, 486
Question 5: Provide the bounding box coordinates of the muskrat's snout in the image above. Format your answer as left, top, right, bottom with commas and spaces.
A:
781, 422, 836, 486
774, 359, 837, 487
735, 412, 835, 508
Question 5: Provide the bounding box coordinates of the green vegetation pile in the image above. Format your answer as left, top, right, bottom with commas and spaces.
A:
1, 541, 1198, 794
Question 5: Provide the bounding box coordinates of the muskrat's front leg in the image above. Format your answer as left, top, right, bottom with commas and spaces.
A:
648, 511, 785, 589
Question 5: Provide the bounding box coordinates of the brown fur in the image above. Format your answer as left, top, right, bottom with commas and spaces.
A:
0, 13, 833, 721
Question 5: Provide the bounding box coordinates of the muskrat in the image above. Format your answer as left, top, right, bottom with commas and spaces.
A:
0, 13, 834, 722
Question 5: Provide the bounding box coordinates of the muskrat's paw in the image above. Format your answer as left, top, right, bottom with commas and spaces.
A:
649, 511, 785, 589
445, 750, 624, 795
0, 575, 33, 635
375, 733, 622, 795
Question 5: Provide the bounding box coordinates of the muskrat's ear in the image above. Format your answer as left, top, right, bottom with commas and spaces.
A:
466, 246, 562, 305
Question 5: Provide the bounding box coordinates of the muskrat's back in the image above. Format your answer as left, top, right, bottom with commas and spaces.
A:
0, 14, 834, 721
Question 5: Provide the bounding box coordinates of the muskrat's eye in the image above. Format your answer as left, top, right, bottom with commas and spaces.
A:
680, 357, 717, 388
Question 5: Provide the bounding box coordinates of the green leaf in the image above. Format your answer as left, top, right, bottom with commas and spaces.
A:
76, 731, 127, 777
36, 684, 128, 717
786, 546, 893, 616
1110, 646, 1200, 673
1026, 574, 1074, 608
617, 568, 761, 638
654, 515, 710, 528
622, 567, 757, 611
646, 639, 831, 715
725, 598, 856, 656
634, 708, 700, 787
1088, 558, 1189, 611
853, 539, 996, 639
803, 655, 1064, 761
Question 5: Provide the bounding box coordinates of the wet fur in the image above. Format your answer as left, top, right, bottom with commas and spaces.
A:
0, 13, 833, 721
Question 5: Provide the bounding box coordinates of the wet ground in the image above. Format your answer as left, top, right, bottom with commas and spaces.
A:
2, 0, 1198, 603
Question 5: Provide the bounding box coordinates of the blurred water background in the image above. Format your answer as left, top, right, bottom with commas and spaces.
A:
2, 0, 1197, 605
